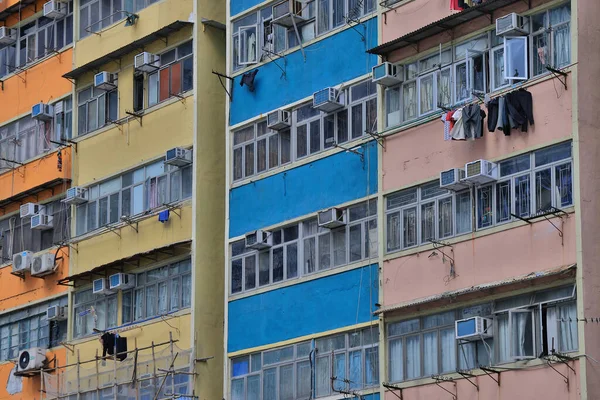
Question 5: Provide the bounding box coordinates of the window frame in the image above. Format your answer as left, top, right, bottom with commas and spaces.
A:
147, 41, 194, 107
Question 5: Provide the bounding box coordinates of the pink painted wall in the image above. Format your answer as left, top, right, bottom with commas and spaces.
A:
383, 216, 576, 306
382, 76, 573, 191
385, 361, 580, 400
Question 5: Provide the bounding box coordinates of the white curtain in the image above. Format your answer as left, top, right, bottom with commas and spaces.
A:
279, 364, 294, 400
437, 69, 452, 107
458, 342, 476, 370
511, 311, 534, 358
559, 303, 578, 352
440, 328, 456, 373
386, 87, 401, 127
389, 338, 403, 382
423, 332, 438, 376
405, 335, 421, 379
231, 379, 244, 400
553, 25, 570, 69
456, 192, 471, 234
263, 368, 277, 400
419, 75, 434, 114
403, 82, 417, 121
387, 213, 400, 251
315, 357, 330, 396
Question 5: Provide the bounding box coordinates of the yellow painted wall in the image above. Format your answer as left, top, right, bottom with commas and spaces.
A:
70, 203, 192, 275
73, 0, 193, 68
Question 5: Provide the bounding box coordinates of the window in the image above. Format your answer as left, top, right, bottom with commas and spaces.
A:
77, 85, 118, 136
232, 80, 375, 181
54, 97, 73, 140
0, 297, 67, 361
148, 41, 193, 106
232, 0, 374, 71
75, 159, 192, 236
0, 4, 73, 78
73, 289, 118, 338
230, 199, 377, 294
122, 258, 192, 323
0, 200, 70, 264
475, 141, 572, 229
79, 0, 124, 38
386, 182, 471, 253
231, 327, 379, 400
387, 286, 577, 383
384, 4, 571, 128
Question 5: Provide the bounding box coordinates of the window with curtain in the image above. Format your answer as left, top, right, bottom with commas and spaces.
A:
73, 289, 118, 338
231, 200, 376, 295
75, 158, 193, 236
122, 258, 192, 323
77, 85, 118, 136
231, 327, 378, 400
148, 41, 193, 106
531, 4, 571, 77
387, 286, 578, 383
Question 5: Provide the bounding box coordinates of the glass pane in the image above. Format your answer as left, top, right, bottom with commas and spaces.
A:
387, 188, 417, 209
477, 186, 493, 228
297, 360, 311, 398
268, 134, 279, 169
231, 259, 242, 293
332, 228, 346, 266
423, 331, 438, 376
257, 138, 267, 173
438, 197, 453, 238
532, 32, 549, 76
437, 68, 452, 107
510, 310, 534, 358
555, 163, 572, 207
316, 356, 330, 396
496, 181, 511, 223
535, 142, 571, 166
403, 207, 417, 248
553, 24, 570, 68
421, 202, 435, 243
318, 233, 331, 270
440, 328, 456, 372
349, 224, 362, 262
559, 303, 578, 352
419, 75, 434, 114
259, 252, 270, 286
244, 255, 256, 290
272, 247, 284, 282
333, 353, 346, 391
279, 364, 294, 400
158, 281, 168, 314
296, 124, 307, 158
493, 47, 508, 89
351, 104, 363, 139
500, 154, 530, 176
405, 335, 421, 379
263, 368, 276, 400
402, 81, 417, 120
280, 130, 291, 164
515, 175, 530, 217
309, 120, 320, 154
455, 62, 468, 102
231, 379, 244, 400
286, 243, 298, 279
535, 168, 552, 212
244, 143, 254, 177
348, 350, 361, 389
324, 114, 335, 148
504, 37, 527, 80
389, 338, 403, 382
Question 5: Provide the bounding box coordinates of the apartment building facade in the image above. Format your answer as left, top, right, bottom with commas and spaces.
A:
369, 0, 600, 399
0, 0, 226, 398
225, 0, 382, 399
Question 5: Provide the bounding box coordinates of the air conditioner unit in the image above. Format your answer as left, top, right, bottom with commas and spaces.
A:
31, 213, 53, 230
267, 109, 291, 130
313, 87, 344, 113
134, 52, 160, 73
12, 251, 33, 275
318, 208, 346, 229
245, 229, 272, 250
455, 316, 493, 341
109, 273, 135, 290
31, 252, 56, 277
94, 71, 117, 91
439, 168, 469, 191
46, 305, 67, 321
372, 62, 403, 87
43, 0, 66, 19
463, 159, 498, 185
164, 147, 192, 167
93, 278, 114, 295
17, 348, 46, 373
496, 13, 528, 36
63, 187, 87, 205
272, 0, 305, 28
31, 103, 54, 121
20, 203, 44, 218
0, 27, 16, 45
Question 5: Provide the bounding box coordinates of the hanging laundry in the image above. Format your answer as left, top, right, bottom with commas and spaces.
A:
450, 0, 462, 10
506, 89, 534, 132
487, 98, 499, 132
462, 104, 486, 139
441, 112, 454, 141
450, 109, 466, 140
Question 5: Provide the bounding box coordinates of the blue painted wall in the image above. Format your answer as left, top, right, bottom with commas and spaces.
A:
229, 141, 377, 238
230, 18, 378, 126
231, 0, 263, 16
228, 264, 379, 352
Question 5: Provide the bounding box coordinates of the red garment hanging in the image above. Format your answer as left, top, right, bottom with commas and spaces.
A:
450, 0, 462, 11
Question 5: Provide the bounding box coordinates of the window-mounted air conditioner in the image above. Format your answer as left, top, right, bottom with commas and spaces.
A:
455, 316, 493, 341
439, 168, 468, 191
63, 187, 87, 205
109, 273, 135, 290
0, 27, 16, 45
134, 52, 160, 73
32, 103, 54, 121
245, 229, 272, 250
318, 208, 347, 229
496, 13, 528, 36
31, 213, 53, 230
372, 62, 403, 87
12, 251, 33, 275
46, 305, 67, 321
272, 0, 305, 28
43, 0, 66, 19
313, 87, 344, 113
164, 147, 192, 167
463, 159, 498, 185
20, 203, 44, 218
31, 252, 56, 277
17, 348, 46, 373
267, 109, 291, 131
93, 278, 114, 295
94, 71, 117, 91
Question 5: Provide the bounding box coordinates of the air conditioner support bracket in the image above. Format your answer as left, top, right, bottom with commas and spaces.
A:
382, 383, 404, 400
212, 71, 234, 101
10, 270, 26, 280
480, 366, 501, 385
163, 202, 182, 218
125, 110, 143, 126
49, 139, 78, 153
104, 225, 121, 238
366, 130, 385, 149
169, 92, 186, 104
457, 369, 479, 391
332, 142, 364, 165
120, 218, 138, 233
432, 375, 457, 400
511, 207, 568, 245
545, 360, 570, 389
546, 66, 568, 90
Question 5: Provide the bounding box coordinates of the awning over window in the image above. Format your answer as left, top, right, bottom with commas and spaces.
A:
57, 239, 191, 287
62, 20, 193, 80
0, 178, 69, 210
375, 263, 576, 315
367, 0, 525, 56
0, 0, 36, 22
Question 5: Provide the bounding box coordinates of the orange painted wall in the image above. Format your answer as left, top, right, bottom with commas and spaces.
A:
0, 348, 66, 400
0, 248, 69, 313
0, 147, 71, 211
0, 48, 73, 124
0, 0, 49, 27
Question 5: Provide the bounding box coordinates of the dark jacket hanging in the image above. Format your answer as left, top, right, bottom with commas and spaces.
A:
101, 332, 128, 361
505, 89, 534, 132
462, 104, 486, 139
487, 98, 499, 132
